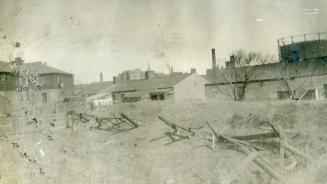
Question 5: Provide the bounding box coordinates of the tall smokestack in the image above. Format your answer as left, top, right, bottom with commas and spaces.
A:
100, 72, 103, 82
211, 48, 216, 70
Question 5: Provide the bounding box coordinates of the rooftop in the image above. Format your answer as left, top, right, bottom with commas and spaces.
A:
207, 58, 327, 85
111, 73, 191, 93
0, 60, 72, 75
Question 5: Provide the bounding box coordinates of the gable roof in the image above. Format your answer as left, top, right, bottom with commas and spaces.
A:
111, 73, 191, 93
23, 62, 72, 75
0, 61, 72, 75
75, 81, 113, 96
0, 61, 12, 73
86, 93, 112, 101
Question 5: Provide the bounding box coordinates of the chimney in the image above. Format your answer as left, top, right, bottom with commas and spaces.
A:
100, 72, 103, 82
230, 55, 235, 67
191, 68, 196, 74
226, 55, 236, 69
10, 57, 24, 66
211, 48, 216, 70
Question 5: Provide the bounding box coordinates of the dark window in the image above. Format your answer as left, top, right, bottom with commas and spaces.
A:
302, 89, 316, 100
42, 93, 47, 103
150, 92, 165, 101
324, 84, 327, 98
150, 93, 158, 100
0, 74, 5, 81
159, 93, 165, 100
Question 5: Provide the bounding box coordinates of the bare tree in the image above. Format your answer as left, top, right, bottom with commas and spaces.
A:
278, 62, 314, 100
220, 49, 275, 101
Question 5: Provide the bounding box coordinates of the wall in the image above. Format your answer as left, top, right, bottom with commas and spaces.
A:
0, 73, 18, 91
173, 74, 207, 102
280, 40, 327, 61
206, 74, 327, 101
39, 73, 74, 96
0, 88, 68, 113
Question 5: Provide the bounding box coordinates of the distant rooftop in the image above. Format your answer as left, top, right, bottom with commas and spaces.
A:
111, 73, 191, 93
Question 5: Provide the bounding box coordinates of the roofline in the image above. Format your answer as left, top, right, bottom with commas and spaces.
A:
205, 72, 324, 86
110, 74, 191, 93
112, 89, 137, 93
39, 72, 73, 76
111, 87, 175, 93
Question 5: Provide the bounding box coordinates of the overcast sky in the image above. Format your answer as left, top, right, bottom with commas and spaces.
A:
0, 0, 326, 83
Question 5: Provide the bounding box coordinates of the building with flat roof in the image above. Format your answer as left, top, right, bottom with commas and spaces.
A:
110, 73, 207, 103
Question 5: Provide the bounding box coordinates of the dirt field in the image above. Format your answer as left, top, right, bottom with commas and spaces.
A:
1, 100, 327, 184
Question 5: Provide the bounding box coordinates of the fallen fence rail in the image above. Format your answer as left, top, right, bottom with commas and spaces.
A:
66, 111, 139, 133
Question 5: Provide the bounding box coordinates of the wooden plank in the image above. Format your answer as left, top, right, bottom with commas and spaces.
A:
276, 125, 287, 172
282, 142, 313, 161
212, 133, 215, 151
207, 122, 277, 173
158, 116, 195, 135
158, 116, 176, 130
220, 135, 286, 183
231, 132, 278, 141
120, 113, 139, 127
206, 122, 265, 151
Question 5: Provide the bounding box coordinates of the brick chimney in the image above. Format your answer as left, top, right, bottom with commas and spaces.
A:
211, 48, 216, 71
226, 55, 236, 68
100, 72, 103, 82
230, 55, 235, 67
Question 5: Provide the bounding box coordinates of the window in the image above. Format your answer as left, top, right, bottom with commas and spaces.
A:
42, 93, 48, 103
0, 74, 5, 81
159, 93, 165, 100
302, 89, 316, 100
150, 93, 158, 100
150, 92, 165, 101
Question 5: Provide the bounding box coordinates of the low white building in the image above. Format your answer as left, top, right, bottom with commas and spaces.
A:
86, 93, 113, 107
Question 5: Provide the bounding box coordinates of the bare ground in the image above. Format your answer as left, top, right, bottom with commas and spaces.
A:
1, 100, 327, 184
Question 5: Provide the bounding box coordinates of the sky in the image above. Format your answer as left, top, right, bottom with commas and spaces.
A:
0, 0, 326, 83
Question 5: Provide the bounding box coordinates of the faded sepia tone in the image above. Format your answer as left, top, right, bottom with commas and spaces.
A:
1, 0, 327, 184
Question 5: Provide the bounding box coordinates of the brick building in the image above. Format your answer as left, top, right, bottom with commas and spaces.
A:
0, 57, 74, 107
113, 68, 145, 83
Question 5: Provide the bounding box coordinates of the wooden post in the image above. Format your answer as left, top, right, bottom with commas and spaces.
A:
65, 113, 70, 128
277, 125, 287, 172
212, 133, 215, 151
